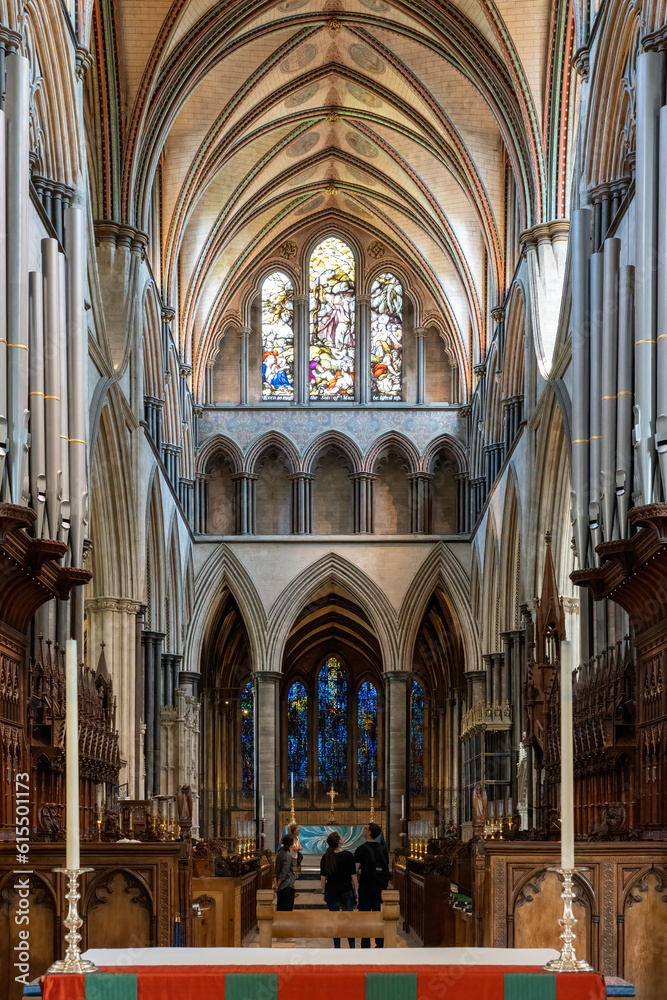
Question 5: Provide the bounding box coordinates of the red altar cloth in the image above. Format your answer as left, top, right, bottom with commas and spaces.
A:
41, 964, 607, 1000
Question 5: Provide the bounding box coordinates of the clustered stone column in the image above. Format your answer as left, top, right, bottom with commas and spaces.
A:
408, 473, 433, 533
254, 671, 281, 850
238, 327, 250, 405
415, 327, 427, 404
455, 472, 471, 533
194, 472, 210, 533
384, 671, 410, 848
289, 472, 314, 533
350, 472, 376, 533
356, 294, 371, 404
231, 472, 257, 534
142, 629, 165, 797
294, 295, 309, 405
143, 396, 163, 452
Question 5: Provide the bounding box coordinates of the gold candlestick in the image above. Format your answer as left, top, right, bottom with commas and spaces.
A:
289, 796, 296, 825
369, 793, 375, 823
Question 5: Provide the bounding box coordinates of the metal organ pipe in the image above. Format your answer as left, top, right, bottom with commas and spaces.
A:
65, 203, 87, 567
601, 239, 620, 541
0, 98, 6, 489
5, 53, 30, 505
571, 209, 592, 569
589, 251, 604, 562
634, 51, 662, 506
58, 251, 70, 546
28, 271, 46, 537
656, 105, 667, 499
616, 266, 635, 538
42, 239, 62, 540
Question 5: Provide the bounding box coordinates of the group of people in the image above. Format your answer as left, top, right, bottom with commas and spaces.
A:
273, 822, 390, 948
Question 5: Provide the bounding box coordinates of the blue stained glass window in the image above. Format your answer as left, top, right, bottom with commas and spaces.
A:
371, 273, 403, 400
410, 678, 424, 794
318, 656, 348, 789
262, 271, 294, 399
287, 681, 308, 794
357, 681, 377, 794
309, 238, 356, 400
241, 680, 254, 797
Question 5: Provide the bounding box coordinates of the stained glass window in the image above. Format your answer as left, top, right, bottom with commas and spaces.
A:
309, 238, 356, 400
410, 678, 424, 794
318, 656, 348, 788
357, 681, 377, 794
241, 680, 254, 797
371, 273, 402, 400
287, 681, 308, 794
262, 271, 294, 399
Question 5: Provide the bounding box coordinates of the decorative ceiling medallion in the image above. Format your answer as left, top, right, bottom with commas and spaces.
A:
346, 197, 369, 216
279, 240, 298, 259
368, 241, 385, 258
286, 131, 320, 157
347, 82, 383, 107
325, 185, 337, 194
326, 17, 341, 30
287, 165, 319, 186
348, 43, 385, 73
285, 83, 319, 107
295, 195, 325, 214
346, 130, 378, 158
280, 44, 317, 73
326, 111, 341, 123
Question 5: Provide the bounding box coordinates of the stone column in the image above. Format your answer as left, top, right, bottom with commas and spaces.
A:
254, 672, 281, 850
450, 365, 460, 404
350, 472, 376, 533
231, 472, 257, 534
415, 327, 427, 405
294, 294, 309, 405
289, 472, 314, 534
455, 472, 470, 533
237, 327, 250, 405
356, 294, 371, 404
85, 597, 143, 796
194, 473, 210, 533
491, 305, 505, 363
408, 473, 433, 534
384, 670, 410, 849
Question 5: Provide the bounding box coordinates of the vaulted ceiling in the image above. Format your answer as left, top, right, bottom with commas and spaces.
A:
92, 0, 569, 395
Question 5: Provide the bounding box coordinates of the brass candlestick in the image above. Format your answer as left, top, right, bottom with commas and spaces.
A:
543, 869, 594, 973
46, 869, 99, 975
369, 793, 375, 823
289, 796, 296, 824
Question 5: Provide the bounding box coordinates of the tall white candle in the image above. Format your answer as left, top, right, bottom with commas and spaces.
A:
290, 772, 294, 798
371, 774, 374, 797
560, 639, 575, 870
261, 795, 265, 820
65, 640, 80, 870
401, 794, 405, 820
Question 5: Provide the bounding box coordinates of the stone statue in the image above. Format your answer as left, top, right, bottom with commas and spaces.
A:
177, 784, 193, 821
472, 782, 487, 840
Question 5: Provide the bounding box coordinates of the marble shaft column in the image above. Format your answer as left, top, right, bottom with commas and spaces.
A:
294, 295, 309, 405
350, 472, 376, 533
356, 295, 371, 404
194, 473, 210, 533
601, 238, 620, 540
5, 52, 29, 505
482, 653, 494, 705
634, 50, 662, 505
617, 267, 635, 536
589, 251, 604, 560
409, 473, 433, 534
571, 208, 592, 568
238, 327, 250, 405
28, 272, 46, 535
65, 203, 87, 571
153, 632, 165, 794
289, 472, 313, 534
232, 473, 257, 534
254, 672, 281, 850
415, 328, 427, 405
0, 43, 7, 486
384, 671, 409, 849
455, 473, 470, 533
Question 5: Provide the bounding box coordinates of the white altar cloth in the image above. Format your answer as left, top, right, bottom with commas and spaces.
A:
82, 946, 560, 967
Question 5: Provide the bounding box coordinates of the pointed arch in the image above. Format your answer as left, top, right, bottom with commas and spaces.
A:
244, 432, 300, 475
302, 432, 363, 475
363, 432, 420, 475
196, 434, 243, 475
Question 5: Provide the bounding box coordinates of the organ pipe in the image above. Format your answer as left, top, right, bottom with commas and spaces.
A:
571, 209, 592, 568
65, 203, 87, 567
58, 251, 70, 546
633, 51, 662, 506
616, 266, 635, 538
42, 239, 62, 540
657, 105, 667, 500
5, 53, 30, 505
589, 252, 604, 562
28, 271, 46, 538
0, 101, 6, 491
600, 239, 620, 541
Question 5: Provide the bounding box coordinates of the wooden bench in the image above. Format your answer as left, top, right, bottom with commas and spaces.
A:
256, 889, 400, 947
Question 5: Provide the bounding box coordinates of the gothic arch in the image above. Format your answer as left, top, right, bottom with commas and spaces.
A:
244, 432, 300, 475
302, 432, 363, 475
364, 433, 420, 475
421, 434, 468, 475
196, 434, 243, 475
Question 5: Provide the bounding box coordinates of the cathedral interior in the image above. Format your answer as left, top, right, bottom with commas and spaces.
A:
1, 0, 667, 995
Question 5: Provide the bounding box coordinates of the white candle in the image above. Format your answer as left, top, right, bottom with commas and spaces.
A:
560, 639, 575, 870
401, 794, 405, 820
261, 795, 265, 820
290, 772, 294, 798
371, 774, 374, 797
65, 640, 80, 870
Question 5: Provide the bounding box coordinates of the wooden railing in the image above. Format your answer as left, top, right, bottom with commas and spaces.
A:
256, 889, 400, 947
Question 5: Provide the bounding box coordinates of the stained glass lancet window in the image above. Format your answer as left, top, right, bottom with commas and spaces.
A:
318, 656, 348, 789
357, 681, 378, 794
371, 273, 403, 400
287, 681, 308, 794
309, 238, 356, 400
241, 680, 254, 797
262, 271, 294, 399
410, 678, 424, 794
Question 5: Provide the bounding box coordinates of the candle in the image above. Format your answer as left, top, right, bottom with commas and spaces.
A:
65, 640, 80, 870
401, 794, 405, 820
261, 795, 265, 820
560, 639, 575, 869
290, 772, 294, 798
370, 774, 374, 797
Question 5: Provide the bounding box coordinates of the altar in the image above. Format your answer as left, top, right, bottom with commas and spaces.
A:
40, 948, 608, 1000
281, 825, 367, 853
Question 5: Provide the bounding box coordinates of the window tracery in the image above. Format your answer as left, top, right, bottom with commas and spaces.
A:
287, 680, 308, 794
357, 680, 378, 793
410, 678, 425, 794
241, 680, 254, 797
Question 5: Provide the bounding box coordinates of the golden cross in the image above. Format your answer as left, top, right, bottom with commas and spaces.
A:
328, 785, 338, 809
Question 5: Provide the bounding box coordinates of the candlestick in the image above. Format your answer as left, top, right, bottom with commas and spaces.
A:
65, 640, 80, 871
370, 774, 374, 798
46, 869, 99, 975
543, 869, 593, 972
560, 639, 575, 870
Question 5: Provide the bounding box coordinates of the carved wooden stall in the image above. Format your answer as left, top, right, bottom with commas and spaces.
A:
190, 843, 273, 946
0, 842, 183, 1000
392, 842, 473, 947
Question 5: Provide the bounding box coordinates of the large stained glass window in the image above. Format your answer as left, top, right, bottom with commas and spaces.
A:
262, 271, 294, 399
357, 681, 377, 794
371, 273, 403, 400
410, 678, 424, 794
241, 680, 254, 797
287, 681, 308, 794
309, 238, 356, 401
318, 656, 348, 788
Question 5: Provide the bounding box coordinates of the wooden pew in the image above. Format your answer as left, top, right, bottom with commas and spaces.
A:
256, 889, 400, 947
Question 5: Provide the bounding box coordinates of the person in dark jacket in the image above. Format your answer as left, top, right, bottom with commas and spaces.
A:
320, 831, 358, 948
274, 834, 296, 911
354, 822, 390, 948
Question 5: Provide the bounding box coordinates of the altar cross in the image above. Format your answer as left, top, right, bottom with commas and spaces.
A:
328, 783, 338, 822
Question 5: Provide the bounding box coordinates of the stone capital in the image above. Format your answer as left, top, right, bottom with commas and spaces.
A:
382, 670, 411, 683
85, 597, 143, 615
252, 671, 283, 685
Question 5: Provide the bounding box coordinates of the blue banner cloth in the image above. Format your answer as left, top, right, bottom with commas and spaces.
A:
281, 825, 367, 853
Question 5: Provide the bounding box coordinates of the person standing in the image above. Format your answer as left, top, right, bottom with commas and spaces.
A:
354, 822, 390, 948
320, 831, 358, 948
274, 834, 296, 911
288, 821, 303, 867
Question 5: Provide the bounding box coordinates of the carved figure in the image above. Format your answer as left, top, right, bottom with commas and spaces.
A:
472, 782, 487, 840
177, 784, 193, 821
588, 802, 627, 841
